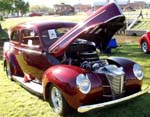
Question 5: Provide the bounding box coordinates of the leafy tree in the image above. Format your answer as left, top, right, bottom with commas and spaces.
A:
0, 0, 29, 17
14, 0, 29, 16
0, 0, 12, 15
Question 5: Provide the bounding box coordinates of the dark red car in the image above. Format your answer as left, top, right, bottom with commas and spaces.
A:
139, 31, 150, 53
3, 2, 148, 115
28, 12, 42, 17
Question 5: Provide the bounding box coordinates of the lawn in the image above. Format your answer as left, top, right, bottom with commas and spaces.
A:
0, 15, 150, 117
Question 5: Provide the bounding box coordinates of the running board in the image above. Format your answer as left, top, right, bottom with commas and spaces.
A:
12, 75, 43, 97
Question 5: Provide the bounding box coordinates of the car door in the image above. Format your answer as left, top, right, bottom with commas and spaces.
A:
17, 29, 51, 81
9, 29, 23, 76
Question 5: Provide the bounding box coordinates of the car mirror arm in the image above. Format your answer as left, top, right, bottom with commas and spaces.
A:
41, 50, 46, 55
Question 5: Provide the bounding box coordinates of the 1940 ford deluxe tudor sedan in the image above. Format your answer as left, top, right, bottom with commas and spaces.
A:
3, 2, 148, 115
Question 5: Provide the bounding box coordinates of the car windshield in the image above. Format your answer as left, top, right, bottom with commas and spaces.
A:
41, 27, 70, 47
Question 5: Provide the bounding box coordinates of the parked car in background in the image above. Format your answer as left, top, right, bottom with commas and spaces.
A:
3, 2, 148, 115
139, 31, 150, 53
28, 12, 42, 17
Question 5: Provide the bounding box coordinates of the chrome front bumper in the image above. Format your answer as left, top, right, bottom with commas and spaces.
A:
77, 88, 149, 113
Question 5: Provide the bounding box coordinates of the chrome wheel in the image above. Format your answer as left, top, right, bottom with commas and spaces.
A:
49, 84, 71, 115
141, 41, 148, 53
51, 86, 63, 114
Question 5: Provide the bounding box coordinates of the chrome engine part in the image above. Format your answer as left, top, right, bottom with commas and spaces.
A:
80, 60, 107, 70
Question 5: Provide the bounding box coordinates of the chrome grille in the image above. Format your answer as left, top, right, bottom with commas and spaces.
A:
106, 74, 124, 99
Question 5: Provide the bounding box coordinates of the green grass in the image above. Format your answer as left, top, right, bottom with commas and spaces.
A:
0, 39, 150, 117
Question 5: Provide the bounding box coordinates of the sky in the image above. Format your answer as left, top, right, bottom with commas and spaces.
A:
24, 0, 150, 7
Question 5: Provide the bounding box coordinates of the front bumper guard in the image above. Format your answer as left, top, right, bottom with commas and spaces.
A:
77, 88, 149, 113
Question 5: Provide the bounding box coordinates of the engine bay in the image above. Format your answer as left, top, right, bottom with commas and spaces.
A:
63, 39, 123, 74
64, 39, 104, 69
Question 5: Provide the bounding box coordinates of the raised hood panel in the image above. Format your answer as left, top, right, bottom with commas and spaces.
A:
49, 2, 125, 56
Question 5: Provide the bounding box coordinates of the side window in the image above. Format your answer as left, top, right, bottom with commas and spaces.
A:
41, 28, 70, 47
11, 30, 19, 42
21, 29, 40, 46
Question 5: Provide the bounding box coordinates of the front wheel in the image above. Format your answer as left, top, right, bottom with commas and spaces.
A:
141, 41, 149, 53
5, 61, 13, 80
48, 84, 71, 115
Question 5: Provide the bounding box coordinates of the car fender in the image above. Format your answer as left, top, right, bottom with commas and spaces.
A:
107, 57, 142, 89
42, 65, 103, 109
107, 57, 139, 79
107, 57, 143, 95
4, 51, 23, 76
139, 34, 150, 51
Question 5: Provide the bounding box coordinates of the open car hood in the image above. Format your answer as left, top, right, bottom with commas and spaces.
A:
49, 2, 125, 56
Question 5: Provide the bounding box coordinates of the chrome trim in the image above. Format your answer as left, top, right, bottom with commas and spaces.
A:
81, 57, 99, 60
102, 85, 111, 88
77, 88, 149, 113
80, 51, 97, 55
106, 74, 124, 99
120, 75, 124, 93
16, 47, 41, 54
103, 95, 112, 97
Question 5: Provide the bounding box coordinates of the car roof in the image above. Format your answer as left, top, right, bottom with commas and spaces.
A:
12, 21, 77, 30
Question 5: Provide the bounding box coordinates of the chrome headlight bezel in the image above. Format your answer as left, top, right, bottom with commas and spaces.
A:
133, 64, 143, 80
76, 74, 91, 94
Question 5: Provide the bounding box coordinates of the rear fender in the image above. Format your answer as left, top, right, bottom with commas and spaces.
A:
4, 51, 23, 76
140, 35, 150, 51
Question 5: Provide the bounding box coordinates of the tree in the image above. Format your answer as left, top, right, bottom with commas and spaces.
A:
0, 0, 29, 17
14, 0, 29, 16
20, 2, 29, 15
0, 0, 12, 15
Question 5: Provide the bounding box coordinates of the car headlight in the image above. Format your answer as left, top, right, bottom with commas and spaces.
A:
76, 74, 91, 94
133, 64, 143, 80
